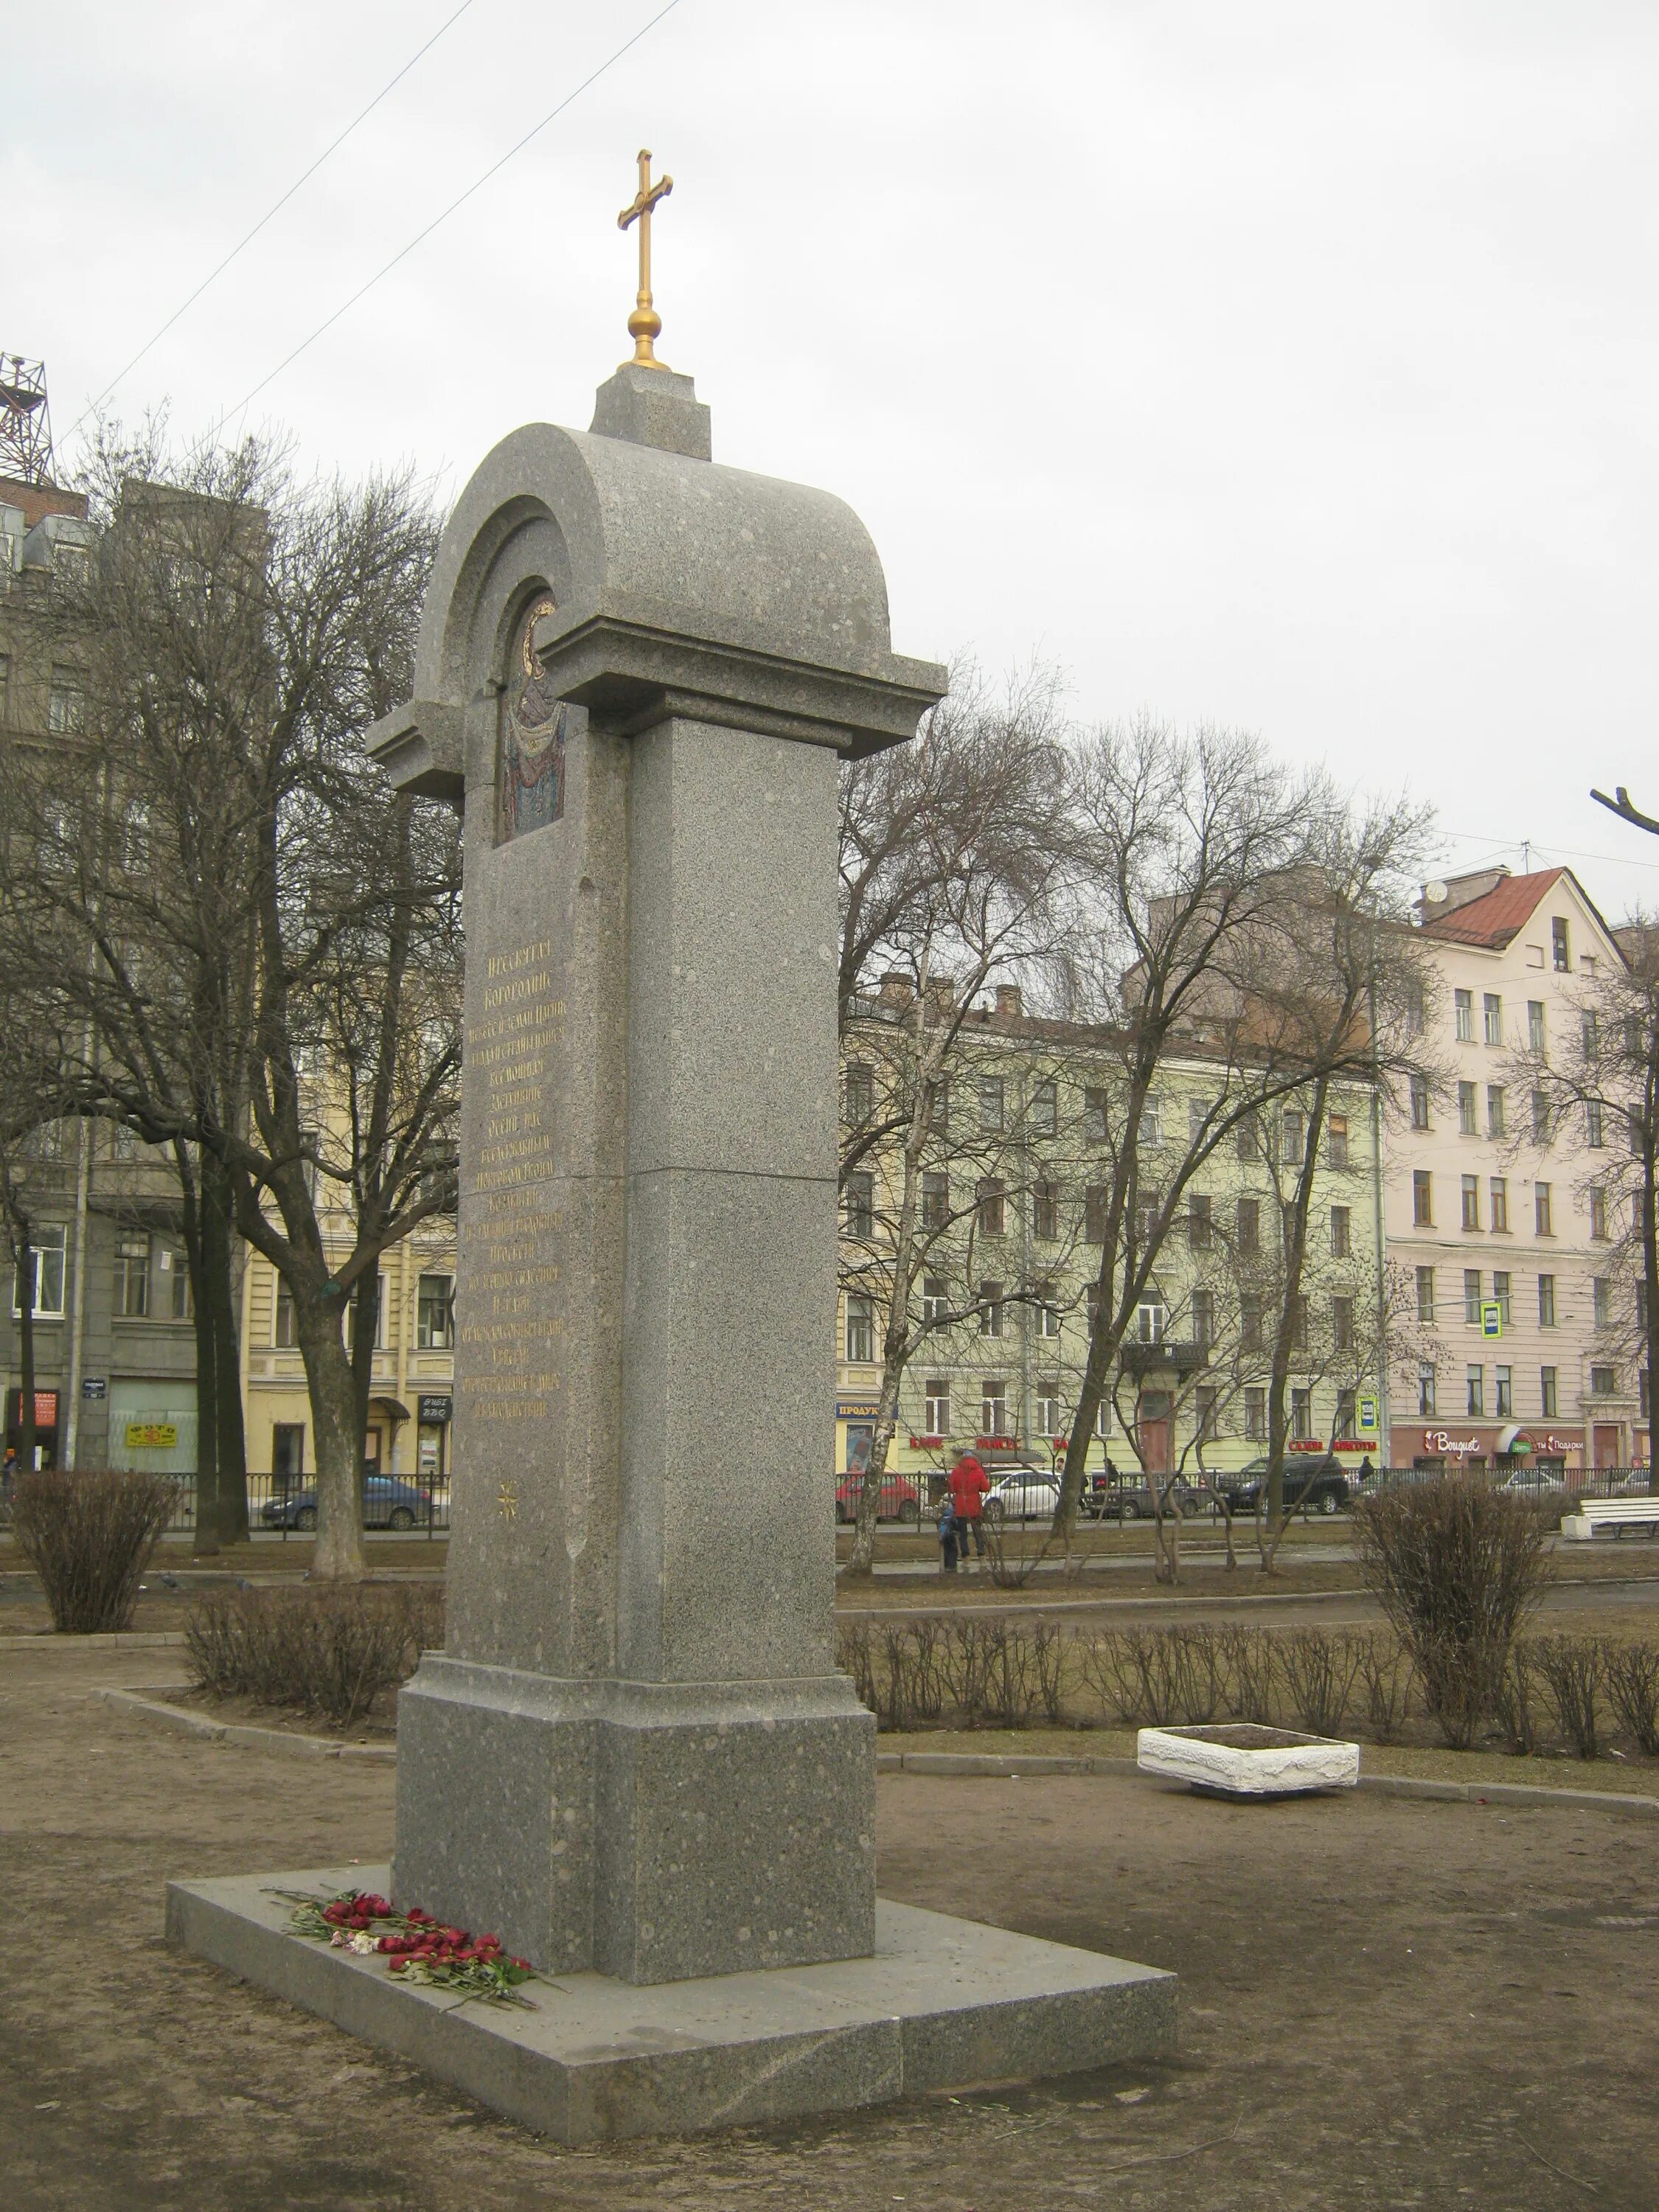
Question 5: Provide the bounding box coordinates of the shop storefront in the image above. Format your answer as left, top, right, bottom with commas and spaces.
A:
835, 1399, 880, 1475
1408, 1423, 1584, 1472
416, 1394, 451, 1483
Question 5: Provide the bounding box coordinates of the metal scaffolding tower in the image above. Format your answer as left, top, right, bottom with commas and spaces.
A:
0, 354, 54, 485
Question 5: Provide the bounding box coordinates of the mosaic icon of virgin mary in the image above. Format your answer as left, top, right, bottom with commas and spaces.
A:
498, 594, 567, 842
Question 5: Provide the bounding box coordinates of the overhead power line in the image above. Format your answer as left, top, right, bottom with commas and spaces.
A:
192, 0, 686, 460
69, 0, 481, 442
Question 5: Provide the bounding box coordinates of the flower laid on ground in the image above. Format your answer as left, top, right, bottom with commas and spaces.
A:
273, 1888, 537, 2006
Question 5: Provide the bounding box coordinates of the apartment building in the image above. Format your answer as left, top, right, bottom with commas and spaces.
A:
1386, 866, 1641, 1472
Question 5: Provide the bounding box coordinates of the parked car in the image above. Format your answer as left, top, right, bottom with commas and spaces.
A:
1095, 1476, 1210, 1523
834, 1474, 922, 1524
981, 1468, 1062, 1524
261, 1473, 433, 1532
1215, 1456, 1351, 1516
1498, 1466, 1567, 1494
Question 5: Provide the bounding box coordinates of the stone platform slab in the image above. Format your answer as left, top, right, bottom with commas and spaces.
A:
167, 1865, 1175, 2143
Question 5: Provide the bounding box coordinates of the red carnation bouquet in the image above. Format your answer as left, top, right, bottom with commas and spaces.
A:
276, 1888, 537, 2006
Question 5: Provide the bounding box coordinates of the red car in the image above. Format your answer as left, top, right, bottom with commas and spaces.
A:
835, 1474, 922, 1525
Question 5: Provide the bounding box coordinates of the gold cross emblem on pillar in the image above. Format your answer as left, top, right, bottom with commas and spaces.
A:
617, 148, 674, 372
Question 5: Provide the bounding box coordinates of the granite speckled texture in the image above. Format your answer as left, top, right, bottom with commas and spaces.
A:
167, 1870, 1176, 2144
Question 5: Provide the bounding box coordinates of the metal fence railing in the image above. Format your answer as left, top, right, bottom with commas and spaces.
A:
153, 1471, 453, 1539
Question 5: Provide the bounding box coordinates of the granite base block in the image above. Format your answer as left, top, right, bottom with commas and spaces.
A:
167, 1866, 1176, 2144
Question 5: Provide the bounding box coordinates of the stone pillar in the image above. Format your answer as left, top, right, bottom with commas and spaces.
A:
372, 375, 945, 1985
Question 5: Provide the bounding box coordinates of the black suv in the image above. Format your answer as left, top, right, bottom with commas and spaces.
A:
1216, 1456, 1351, 1516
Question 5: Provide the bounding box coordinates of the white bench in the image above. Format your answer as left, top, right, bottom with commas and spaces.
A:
1561, 1495, 1659, 1540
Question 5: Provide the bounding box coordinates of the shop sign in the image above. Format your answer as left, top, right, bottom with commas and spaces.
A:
1287, 1439, 1327, 1455
1419, 1430, 1484, 1460
82, 1377, 107, 1400
975, 1433, 1019, 1450
1357, 1396, 1378, 1431
908, 1433, 944, 1449
417, 1395, 453, 1425
125, 1421, 177, 1450
1479, 1301, 1503, 1340
836, 1399, 881, 1421
9, 1389, 58, 1428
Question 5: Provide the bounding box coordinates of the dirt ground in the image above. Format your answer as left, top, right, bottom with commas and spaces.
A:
3, 1641, 1656, 2210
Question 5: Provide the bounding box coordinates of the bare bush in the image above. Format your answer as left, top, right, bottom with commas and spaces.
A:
1495, 1642, 1544, 1756
184, 1585, 444, 1729
836, 1621, 877, 1713
1531, 1635, 1604, 1761
1354, 1478, 1551, 1747
1605, 1641, 1659, 1758
1280, 1630, 1366, 1737
1221, 1624, 1281, 1724
13, 1469, 178, 1632
1355, 1632, 1416, 1744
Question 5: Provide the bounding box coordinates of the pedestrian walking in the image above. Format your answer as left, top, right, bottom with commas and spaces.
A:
948, 1450, 992, 1565
937, 1498, 960, 1573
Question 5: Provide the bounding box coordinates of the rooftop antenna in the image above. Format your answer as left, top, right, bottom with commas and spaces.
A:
0, 353, 54, 485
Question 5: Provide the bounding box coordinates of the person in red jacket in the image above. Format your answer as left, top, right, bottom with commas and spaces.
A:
948, 1452, 992, 1563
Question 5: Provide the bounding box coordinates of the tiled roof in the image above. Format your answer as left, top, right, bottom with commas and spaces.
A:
1421, 869, 1565, 949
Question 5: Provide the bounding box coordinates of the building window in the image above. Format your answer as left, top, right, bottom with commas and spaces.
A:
1331, 1205, 1351, 1259
1455, 989, 1474, 1043
921, 1273, 947, 1323
1245, 1386, 1267, 1441
1583, 1011, 1601, 1065
1332, 1295, 1354, 1352
928, 1079, 949, 1133
1187, 1192, 1212, 1248
1531, 1089, 1551, 1144
1037, 1289, 1061, 1339
980, 1378, 1009, 1435
1141, 1097, 1163, 1148
844, 1063, 873, 1126
1241, 1293, 1263, 1352
1528, 999, 1546, 1052
1237, 1116, 1260, 1161
122, 802, 150, 875
1410, 1074, 1431, 1130
1493, 1269, 1512, 1325
48, 667, 85, 734
845, 1293, 874, 1364
1326, 1113, 1349, 1169
1535, 1183, 1553, 1236
978, 1282, 1004, 1338
920, 1172, 948, 1231
1418, 1362, 1437, 1416
1192, 1287, 1215, 1346
156, 1241, 192, 1321
1467, 1365, 1485, 1417
978, 1076, 1004, 1133
1237, 1197, 1260, 1253
1644, 1371, 1652, 1421
1641, 1281, 1650, 1333
975, 1178, 1005, 1237
1084, 1184, 1109, 1244
1034, 1380, 1061, 1434
1413, 1172, 1433, 1226
1484, 994, 1503, 1047
1552, 917, 1570, 972
1416, 1265, 1436, 1321
1538, 1273, 1556, 1326
1082, 1087, 1108, 1143
1590, 1364, 1617, 1398
1030, 1077, 1057, 1136
1405, 978, 1426, 1035
114, 1233, 150, 1318
1287, 1294, 1308, 1350
1487, 1086, 1506, 1138
343, 1274, 386, 1353
416, 1273, 454, 1349
1281, 1110, 1306, 1166
1489, 1178, 1509, 1233
1032, 1180, 1060, 1240
1461, 1174, 1480, 1231
845, 1172, 875, 1238
1134, 1189, 1161, 1245
1189, 1098, 1211, 1147
1136, 1297, 1166, 1343
1290, 1388, 1313, 1441
1585, 1099, 1606, 1151
1593, 1277, 1611, 1329
12, 1225, 66, 1319
274, 1283, 297, 1349
1590, 1187, 1608, 1242
1540, 1366, 1557, 1417
1464, 1268, 1483, 1325
1458, 1081, 1478, 1135
1195, 1386, 1220, 1441
1495, 1366, 1512, 1418
925, 1379, 950, 1433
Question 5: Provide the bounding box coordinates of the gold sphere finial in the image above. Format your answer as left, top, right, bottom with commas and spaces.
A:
616, 148, 674, 372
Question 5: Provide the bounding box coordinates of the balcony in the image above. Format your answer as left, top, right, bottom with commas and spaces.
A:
1119, 1338, 1209, 1376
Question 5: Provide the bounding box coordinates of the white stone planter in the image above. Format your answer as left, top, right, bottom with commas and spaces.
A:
1137, 1722, 1360, 1798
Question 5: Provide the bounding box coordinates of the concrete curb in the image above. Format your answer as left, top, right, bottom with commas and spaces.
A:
838, 1571, 1659, 1619
94, 1686, 394, 1761
1, 1630, 186, 1649
875, 1746, 1659, 1813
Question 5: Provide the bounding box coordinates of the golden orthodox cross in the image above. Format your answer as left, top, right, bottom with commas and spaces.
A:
617, 148, 674, 371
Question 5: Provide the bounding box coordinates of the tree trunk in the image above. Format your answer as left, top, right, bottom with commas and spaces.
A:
186, 1231, 223, 1555
845, 1342, 907, 1579
294, 1288, 367, 1580
17, 1245, 38, 1472
1643, 1130, 1659, 1489
350, 1267, 381, 1521
203, 1153, 248, 1541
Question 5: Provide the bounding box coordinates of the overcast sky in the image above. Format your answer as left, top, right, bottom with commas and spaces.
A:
10, 2, 1659, 917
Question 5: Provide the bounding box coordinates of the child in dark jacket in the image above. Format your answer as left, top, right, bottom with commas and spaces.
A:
938, 1500, 960, 1573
